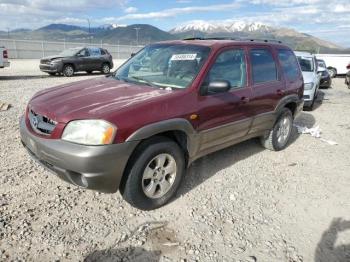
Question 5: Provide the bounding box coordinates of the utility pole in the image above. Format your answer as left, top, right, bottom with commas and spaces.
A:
134, 27, 140, 46
87, 18, 91, 44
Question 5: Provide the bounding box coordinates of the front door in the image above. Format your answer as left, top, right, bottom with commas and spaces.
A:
195, 47, 254, 152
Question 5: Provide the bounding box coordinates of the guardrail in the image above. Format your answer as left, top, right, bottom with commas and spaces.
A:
0, 39, 144, 59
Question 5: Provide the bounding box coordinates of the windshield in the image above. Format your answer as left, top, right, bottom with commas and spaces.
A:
114, 44, 211, 89
297, 56, 314, 72
58, 48, 81, 57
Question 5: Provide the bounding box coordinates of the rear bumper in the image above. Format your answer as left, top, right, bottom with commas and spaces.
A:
20, 117, 138, 193
0, 61, 10, 68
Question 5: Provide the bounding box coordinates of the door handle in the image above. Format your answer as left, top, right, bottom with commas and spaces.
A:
276, 89, 285, 96
240, 96, 250, 103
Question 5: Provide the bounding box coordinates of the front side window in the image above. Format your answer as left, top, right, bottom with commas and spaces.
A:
297, 56, 314, 72
204, 49, 246, 89
115, 44, 211, 89
278, 49, 300, 81
250, 49, 277, 84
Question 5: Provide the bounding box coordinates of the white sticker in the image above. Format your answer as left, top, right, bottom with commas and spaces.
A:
170, 53, 197, 61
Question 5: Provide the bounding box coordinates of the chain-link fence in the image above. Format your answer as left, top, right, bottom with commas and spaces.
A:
0, 39, 144, 59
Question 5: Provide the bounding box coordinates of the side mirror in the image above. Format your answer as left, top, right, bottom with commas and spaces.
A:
204, 80, 231, 95
77, 53, 84, 57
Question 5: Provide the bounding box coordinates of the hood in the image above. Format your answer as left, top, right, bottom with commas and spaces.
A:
41, 55, 65, 61
301, 71, 316, 84
29, 77, 175, 123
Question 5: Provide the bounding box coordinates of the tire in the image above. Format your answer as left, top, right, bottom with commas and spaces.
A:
260, 108, 293, 151
328, 67, 337, 78
121, 137, 185, 210
63, 64, 74, 77
101, 63, 110, 74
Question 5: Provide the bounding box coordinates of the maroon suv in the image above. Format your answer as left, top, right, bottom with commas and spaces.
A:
20, 39, 304, 210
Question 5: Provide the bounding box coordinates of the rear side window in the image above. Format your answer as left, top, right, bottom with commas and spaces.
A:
278, 49, 300, 81
250, 49, 277, 84
206, 49, 247, 89
88, 47, 101, 57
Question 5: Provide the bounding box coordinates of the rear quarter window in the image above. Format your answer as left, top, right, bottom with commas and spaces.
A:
250, 49, 277, 84
278, 49, 300, 81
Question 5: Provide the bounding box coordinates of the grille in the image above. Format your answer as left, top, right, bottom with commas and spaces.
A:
29, 109, 57, 135
40, 59, 51, 65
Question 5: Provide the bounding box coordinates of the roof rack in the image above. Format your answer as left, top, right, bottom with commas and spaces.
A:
183, 37, 282, 44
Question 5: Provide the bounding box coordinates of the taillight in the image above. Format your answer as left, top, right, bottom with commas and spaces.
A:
3, 50, 8, 59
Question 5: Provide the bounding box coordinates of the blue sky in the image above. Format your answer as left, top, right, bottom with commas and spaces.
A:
0, 0, 349, 47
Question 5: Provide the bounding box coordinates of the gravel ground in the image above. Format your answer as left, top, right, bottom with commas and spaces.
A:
1, 60, 350, 262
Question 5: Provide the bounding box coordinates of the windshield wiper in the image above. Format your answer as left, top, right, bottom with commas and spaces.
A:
129, 76, 161, 88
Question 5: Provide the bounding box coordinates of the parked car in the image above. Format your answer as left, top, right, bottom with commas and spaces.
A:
21, 39, 304, 210
317, 59, 332, 88
295, 51, 321, 110
346, 63, 350, 89
39, 47, 113, 77
0, 46, 10, 69
315, 54, 350, 78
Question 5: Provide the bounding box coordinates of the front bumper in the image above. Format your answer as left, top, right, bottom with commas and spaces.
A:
39, 63, 61, 73
320, 77, 332, 88
20, 117, 138, 193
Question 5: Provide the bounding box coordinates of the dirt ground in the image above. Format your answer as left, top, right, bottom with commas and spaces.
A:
1, 60, 350, 262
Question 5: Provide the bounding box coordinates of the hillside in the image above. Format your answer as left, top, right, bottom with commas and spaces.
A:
0, 22, 348, 53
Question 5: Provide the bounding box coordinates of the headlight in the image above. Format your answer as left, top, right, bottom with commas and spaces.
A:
62, 120, 116, 145
50, 60, 60, 65
304, 83, 314, 90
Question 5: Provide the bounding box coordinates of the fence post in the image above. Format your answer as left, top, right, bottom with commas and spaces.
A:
117, 40, 120, 59
13, 39, 18, 59
41, 41, 45, 57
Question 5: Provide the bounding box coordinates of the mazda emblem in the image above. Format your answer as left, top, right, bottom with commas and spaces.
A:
32, 116, 39, 128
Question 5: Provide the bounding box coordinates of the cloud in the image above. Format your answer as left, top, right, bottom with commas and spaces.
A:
116, 2, 241, 21
124, 6, 138, 13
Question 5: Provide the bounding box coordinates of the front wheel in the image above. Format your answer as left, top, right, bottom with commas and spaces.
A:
121, 137, 185, 210
260, 108, 293, 151
63, 65, 74, 77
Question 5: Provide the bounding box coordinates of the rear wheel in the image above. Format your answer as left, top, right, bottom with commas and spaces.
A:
63, 64, 74, 77
328, 67, 337, 78
121, 137, 185, 210
260, 108, 293, 151
101, 63, 110, 74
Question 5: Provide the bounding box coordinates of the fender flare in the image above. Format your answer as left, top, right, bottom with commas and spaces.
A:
274, 94, 300, 116
125, 118, 198, 158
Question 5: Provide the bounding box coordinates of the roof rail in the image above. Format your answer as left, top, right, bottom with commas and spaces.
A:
183, 37, 282, 43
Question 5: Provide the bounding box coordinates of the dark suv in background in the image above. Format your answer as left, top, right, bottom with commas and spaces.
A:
40, 47, 113, 77
22, 39, 304, 210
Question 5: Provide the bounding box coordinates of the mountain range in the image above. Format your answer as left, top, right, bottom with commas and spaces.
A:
0, 22, 349, 53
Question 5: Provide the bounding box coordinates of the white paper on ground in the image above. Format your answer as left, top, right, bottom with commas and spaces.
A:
294, 124, 338, 145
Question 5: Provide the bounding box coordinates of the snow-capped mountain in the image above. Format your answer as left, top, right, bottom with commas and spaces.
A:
170, 21, 272, 34
99, 24, 127, 30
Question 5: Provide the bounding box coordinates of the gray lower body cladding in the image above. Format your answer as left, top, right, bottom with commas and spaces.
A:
20, 117, 138, 193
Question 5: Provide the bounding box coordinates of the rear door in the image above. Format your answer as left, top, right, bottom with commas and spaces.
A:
88, 47, 103, 70
195, 47, 255, 151
247, 46, 285, 134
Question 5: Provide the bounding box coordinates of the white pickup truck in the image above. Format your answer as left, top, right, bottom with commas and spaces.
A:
0, 46, 10, 69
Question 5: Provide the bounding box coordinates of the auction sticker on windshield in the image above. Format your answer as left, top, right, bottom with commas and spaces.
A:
171, 54, 197, 61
